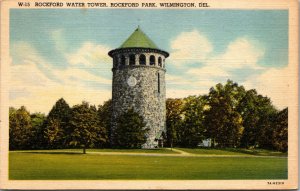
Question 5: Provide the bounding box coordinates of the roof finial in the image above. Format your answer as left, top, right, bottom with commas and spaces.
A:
137, 18, 141, 30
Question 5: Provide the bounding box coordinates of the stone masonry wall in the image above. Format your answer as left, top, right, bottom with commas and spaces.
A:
111, 57, 166, 148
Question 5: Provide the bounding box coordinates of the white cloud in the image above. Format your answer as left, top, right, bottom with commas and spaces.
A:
170, 30, 213, 66
166, 89, 206, 99
10, 41, 112, 114
11, 63, 54, 88
168, 32, 265, 85
206, 37, 265, 70
169, 33, 265, 73
166, 74, 193, 86
168, 31, 288, 109
166, 72, 221, 98
244, 65, 290, 109
186, 65, 230, 78
54, 68, 111, 87
65, 42, 111, 67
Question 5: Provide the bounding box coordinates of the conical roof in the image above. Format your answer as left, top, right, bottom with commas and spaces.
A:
120, 27, 158, 49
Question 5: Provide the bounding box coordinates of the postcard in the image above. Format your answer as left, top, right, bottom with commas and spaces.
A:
0, 0, 298, 189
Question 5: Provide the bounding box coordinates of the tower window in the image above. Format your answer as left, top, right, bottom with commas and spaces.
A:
139, 54, 146, 65
158, 57, 162, 67
150, 55, 155, 65
121, 55, 126, 65
129, 54, 135, 65
157, 73, 160, 94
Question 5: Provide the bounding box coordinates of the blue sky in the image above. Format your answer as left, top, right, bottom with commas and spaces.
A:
10, 9, 289, 113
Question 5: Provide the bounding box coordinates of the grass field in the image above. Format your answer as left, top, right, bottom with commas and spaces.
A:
178, 148, 288, 156
9, 150, 287, 180
75, 148, 176, 153
14, 148, 176, 154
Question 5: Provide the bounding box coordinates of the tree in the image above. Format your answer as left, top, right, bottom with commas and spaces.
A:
29, 112, 47, 149
254, 95, 277, 150
9, 106, 32, 150
178, 96, 206, 147
114, 108, 149, 148
98, 99, 112, 147
237, 89, 260, 148
69, 102, 107, 154
44, 98, 71, 148
166, 98, 184, 148
272, 108, 288, 152
204, 80, 245, 148
44, 118, 63, 148
237, 90, 278, 149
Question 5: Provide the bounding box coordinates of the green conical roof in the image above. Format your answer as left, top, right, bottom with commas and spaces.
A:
120, 27, 158, 49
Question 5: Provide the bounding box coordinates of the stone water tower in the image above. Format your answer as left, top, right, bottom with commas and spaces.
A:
108, 27, 169, 148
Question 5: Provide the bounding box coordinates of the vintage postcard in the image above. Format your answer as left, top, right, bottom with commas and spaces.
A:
0, 0, 298, 189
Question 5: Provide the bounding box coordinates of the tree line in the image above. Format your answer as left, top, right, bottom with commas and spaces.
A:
166, 80, 287, 152
9, 80, 288, 152
9, 99, 147, 153
10, 101, 108, 153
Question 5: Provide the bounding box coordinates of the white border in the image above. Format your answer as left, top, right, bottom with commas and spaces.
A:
0, 0, 298, 189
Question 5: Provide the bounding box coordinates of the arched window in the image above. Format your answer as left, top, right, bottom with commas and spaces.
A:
139, 54, 146, 65
157, 73, 160, 93
158, 57, 162, 67
150, 55, 155, 65
120, 55, 126, 66
129, 54, 135, 65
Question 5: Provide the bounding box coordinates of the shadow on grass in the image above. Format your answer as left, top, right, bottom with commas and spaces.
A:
182, 147, 287, 157
217, 148, 287, 156
23, 151, 84, 155
200, 148, 287, 156
222, 148, 260, 155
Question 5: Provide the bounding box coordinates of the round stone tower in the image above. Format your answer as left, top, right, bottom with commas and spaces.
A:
108, 27, 169, 148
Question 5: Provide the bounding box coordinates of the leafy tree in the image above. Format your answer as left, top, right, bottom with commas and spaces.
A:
166, 98, 184, 147
69, 102, 107, 154
204, 80, 244, 148
114, 108, 149, 148
9, 106, 32, 150
178, 96, 206, 147
256, 113, 276, 150
98, 99, 112, 147
44, 98, 71, 148
29, 112, 47, 149
44, 118, 63, 148
47, 98, 71, 122
272, 108, 288, 152
237, 89, 261, 148
237, 90, 278, 149
255, 95, 277, 150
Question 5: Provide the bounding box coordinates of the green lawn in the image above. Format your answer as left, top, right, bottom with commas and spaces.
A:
9, 151, 287, 180
86, 148, 176, 153
15, 148, 176, 154
178, 148, 288, 156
